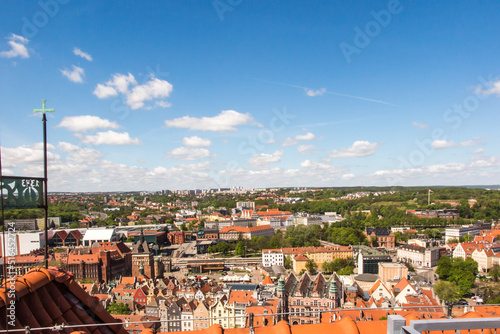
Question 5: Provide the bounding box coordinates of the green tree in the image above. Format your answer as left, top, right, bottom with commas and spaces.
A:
69, 222, 79, 229
284, 255, 292, 269
305, 259, 318, 274
322, 261, 334, 274
436, 256, 452, 280
489, 264, 500, 282
447, 238, 459, 244
235, 241, 245, 256
338, 266, 354, 275
218, 241, 232, 255
107, 302, 131, 315
434, 281, 460, 304
460, 234, 473, 242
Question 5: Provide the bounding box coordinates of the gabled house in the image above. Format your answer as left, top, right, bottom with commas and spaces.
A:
193, 300, 211, 331
167, 299, 182, 332
369, 279, 393, 301
393, 277, 418, 304
181, 300, 197, 331
472, 248, 496, 273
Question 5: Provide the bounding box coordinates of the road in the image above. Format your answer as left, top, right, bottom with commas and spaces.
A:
88, 211, 108, 220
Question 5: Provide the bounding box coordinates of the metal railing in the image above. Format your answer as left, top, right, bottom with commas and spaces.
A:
388, 315, 500, 334
3, 304, 500, 333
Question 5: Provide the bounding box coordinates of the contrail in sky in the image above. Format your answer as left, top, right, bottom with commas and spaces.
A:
246, 77, 399, 107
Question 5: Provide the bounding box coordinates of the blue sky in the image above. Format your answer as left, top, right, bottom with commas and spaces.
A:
1, 1, 500, 192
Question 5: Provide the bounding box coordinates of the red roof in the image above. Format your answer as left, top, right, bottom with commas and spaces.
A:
0, 267, 126, 333
262, 276, 274, 285
294, 254, 309, 261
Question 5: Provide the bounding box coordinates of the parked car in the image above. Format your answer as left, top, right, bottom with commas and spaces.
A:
455, 299, 468, 305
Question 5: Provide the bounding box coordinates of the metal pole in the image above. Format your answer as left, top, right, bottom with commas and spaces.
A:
43, 114, 48, 269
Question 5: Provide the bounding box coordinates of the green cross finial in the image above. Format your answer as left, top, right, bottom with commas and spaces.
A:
33, 99, 55, 115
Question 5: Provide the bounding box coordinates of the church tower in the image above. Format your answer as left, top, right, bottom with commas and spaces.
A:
132, 230, 155, 278
276, 276, 288, 322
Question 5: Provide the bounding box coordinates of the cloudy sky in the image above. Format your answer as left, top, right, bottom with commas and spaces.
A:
1, 1, 500, 192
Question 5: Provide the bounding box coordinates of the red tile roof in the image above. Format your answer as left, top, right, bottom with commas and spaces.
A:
262, 276, 274, 285
228, 290, 256, 304
0, 267, 126, 333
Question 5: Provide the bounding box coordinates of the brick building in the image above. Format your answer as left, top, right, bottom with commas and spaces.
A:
364, 227, 395, 248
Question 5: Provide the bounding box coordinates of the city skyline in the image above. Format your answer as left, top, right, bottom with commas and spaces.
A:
1, 1, 500, 192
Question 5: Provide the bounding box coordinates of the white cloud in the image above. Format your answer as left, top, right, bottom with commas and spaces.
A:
150, 162, 211, 175
476, 79, 500, 96
61, 65, 85, 83
0, 34, 30, 59
57, 142, 103, 163
73, 47, 92, 61
127, 76, 173, 109
58, 115, 121, 132
1, 143, 221, 192
249, 151, 283, 169
155, 101, 172, 108
295, 132, 315, 140
282, 131, 315, 146
93, 73, 173, 110
281, 137, 298, 146
75, 131, 141, 145
94, 84, 118, 99
165, 110, 261, 132
1, 143, 59, 169
297, 145, 316, 154
329, 141, 379, 158
306, 88, 326, 97
182, 136, 212, 147
427, 163, 466, 173
166, 147, 212, 160
459, 140, 479, 147
300, 160, 330, 169
472, 148, 484, 154
432, 140, 455, 149
342, 173, 355, 180
282, 137, 298, 146
107, 73, 136, 94
470, 156, 500, 168
412, 122, 428, 129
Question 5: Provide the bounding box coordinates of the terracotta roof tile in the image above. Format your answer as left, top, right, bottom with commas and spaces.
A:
0, 267, 126, 334
262, 276, 274, 285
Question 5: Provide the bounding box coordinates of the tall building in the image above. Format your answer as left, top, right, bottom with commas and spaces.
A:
131, 230, 155, 278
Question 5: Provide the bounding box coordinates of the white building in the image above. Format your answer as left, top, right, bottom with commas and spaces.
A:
262, 249, 284, 267
82, 228, 119, 246
471, 248, 495, 273
0, 231, 45, 256
292, 216, 323, 226
445, 225, 480, 242
397, 244, 441, 267
181, 307, 194, 332
236, 201, 255, 210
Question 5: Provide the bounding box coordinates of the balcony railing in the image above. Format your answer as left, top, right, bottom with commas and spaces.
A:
388, 315, 500, 334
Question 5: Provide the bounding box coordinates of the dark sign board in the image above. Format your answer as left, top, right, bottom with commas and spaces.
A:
0, 176, 45, 209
